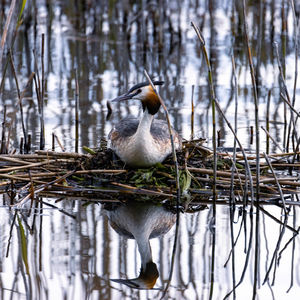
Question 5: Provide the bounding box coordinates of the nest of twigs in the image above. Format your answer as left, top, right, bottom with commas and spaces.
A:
0, 139, 300, 208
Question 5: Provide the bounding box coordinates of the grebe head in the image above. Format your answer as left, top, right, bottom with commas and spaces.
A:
112, 81, 164, 115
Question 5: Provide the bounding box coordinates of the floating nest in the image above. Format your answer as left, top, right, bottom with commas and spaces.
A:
0, 139, 300, 208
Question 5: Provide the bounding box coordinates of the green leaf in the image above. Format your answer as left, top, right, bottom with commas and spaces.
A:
71, 175, 84, 181
82, 146, 96, 155
17, 214, 30, 275
180, 171, 192, 193
17, 0, 27, 23
154, 162, 165, 169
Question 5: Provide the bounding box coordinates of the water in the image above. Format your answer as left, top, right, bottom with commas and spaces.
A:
0, 0, 300, 299
1, 203, 299, 299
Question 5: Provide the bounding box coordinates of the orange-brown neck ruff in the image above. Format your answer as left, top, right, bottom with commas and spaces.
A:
142, 86, 161, 115
138, 262, 159, 289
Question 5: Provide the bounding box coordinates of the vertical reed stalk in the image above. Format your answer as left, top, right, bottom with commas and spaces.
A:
0, 0, 27, 95
144, 71, 180, 298
75, 69, 79, 153
33, 73, 42, 148
255, 0, 263, 88
289, 0, 298, 107
52, 132, 55, 151
266, 90, 271, 154
6, 72, 35, 152
287, 205, 296, 292
33, 44, 45, 150
191, 85, 194, 140
9, 51, 28, 152
41, 34, 45, 104
229, 53, 238, 299
281, 1, 288, 151
214, 97, 256, 298
27, 134, 31, 153
40, 34, 45, 150
273, 42, 295, 152
1, 105, 7, 154
279, 92, 299, 153
20, 137, 23, 153
39, 200, 43, 271
191, 21, 217, 300
6, 211, 17, 257
0, 0, 16, 65
289, 0, 299, 150
242, 1, 260, 297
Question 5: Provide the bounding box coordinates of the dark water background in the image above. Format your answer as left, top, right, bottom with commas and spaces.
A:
0, 0, 300, 299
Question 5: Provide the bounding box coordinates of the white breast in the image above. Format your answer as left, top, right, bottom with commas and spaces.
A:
109, 109, 181, 167
116, 132, 169, 167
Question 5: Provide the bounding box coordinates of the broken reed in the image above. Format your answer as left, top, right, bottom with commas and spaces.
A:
33, 34, 46, 151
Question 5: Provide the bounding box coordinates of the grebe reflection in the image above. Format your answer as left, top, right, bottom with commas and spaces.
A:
103, 200, 176, 289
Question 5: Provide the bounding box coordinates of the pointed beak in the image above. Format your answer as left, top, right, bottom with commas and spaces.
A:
110, 278, 141, 289
111, 93, 132, 102
111, 89, 141, 102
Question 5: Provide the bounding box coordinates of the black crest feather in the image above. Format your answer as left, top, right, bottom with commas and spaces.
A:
127, 81, 164, 94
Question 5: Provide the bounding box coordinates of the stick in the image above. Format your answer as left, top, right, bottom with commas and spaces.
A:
143, 71, 181, 298
0, 0, 16, 64
75, 69, 79, 153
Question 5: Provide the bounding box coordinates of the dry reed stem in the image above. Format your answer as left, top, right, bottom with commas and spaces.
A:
75, 69, 79, 153
0, 160, 57, 173
263, 153, 287, 213
0, 156, 34, 165
190, 85, 195, 140
143, 71, 181, 299
35, 150, 88, 158
0, 0, 16, 64
261, 126, 284, 152
53, 134, 65, 152
0, 149, 299, 194
6, 72, 35, 150
191, 21, 218, 299
13, 170, 76, 207
280, 93, 300, 118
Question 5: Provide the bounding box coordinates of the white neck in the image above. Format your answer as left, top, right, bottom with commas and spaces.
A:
135, 233, 153, 269
136, 109, 154, 134
115, 108, 168, 167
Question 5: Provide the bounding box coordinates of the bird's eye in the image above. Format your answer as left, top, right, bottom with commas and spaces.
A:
131, 89, 142, 97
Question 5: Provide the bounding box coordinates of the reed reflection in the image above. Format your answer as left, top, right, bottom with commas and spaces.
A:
103, 200, 176, 289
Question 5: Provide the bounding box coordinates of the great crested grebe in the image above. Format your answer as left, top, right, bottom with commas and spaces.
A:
103, 201, 176, 289
108, 81, 182, 167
